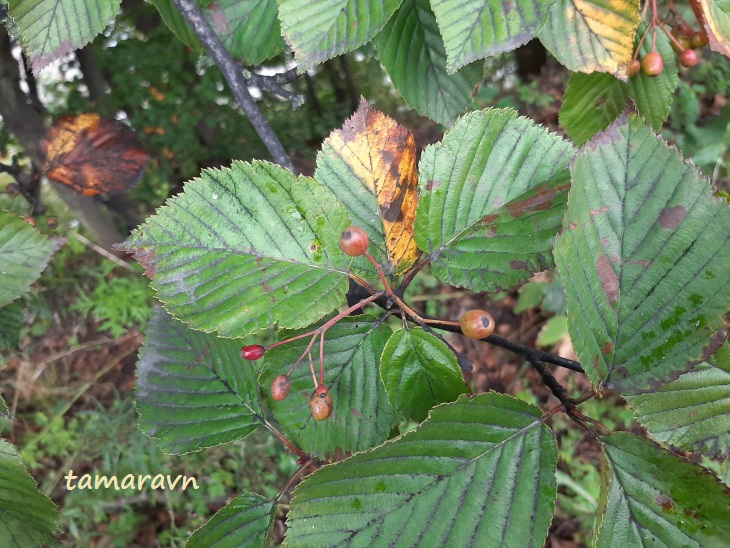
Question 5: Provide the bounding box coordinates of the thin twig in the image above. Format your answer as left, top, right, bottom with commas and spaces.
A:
242, 67, 304, 109
172, 0, 297, 173
74, 232, 135, 271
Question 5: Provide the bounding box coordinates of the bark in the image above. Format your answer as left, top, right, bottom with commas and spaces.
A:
0, 26, 124, 248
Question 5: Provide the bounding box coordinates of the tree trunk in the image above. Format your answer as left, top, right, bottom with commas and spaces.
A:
0, 26, 124, 249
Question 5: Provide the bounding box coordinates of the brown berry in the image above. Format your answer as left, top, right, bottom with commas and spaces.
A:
271, 375, 291, 401
679, 49, 699, 68
309, 384, 333, 420
22, 215, 36, 226
671, 34, 691, 53
241, 345, 265, 360
46, 217, 58, 229
628, 59, 641, 78
460, 309, 495, 339
339, 226, 369, 257
691, 31, 708, 49
5, 182, 20, 197
641, 52, 664, 76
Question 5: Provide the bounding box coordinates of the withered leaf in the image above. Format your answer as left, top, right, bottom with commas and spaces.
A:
699, 0, 730, 60
41, 114, 150, 196
321, 99, 421, 275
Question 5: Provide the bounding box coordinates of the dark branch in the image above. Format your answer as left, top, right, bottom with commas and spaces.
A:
172, 0, 297, 173
242, 67, 304, 109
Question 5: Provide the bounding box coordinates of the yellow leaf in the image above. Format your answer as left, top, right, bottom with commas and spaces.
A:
323, 99, 421, 275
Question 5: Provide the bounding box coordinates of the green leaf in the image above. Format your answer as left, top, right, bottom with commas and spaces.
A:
0, 439, 58, 546
0, 211, 61, 307
136, 307, 264, 454
627, 23, 679, 131
150, 0, 284, 65
8, 0, 121, 72
261, 315, 398, 459
415, 108, 574, 293
624, 343, 730, 458
432, 0, 556, 73
278, 0, 403, 71
119, 160, 351, 338
596, 432, 730, 547
286, 393, 558, 547
187, 492, 275, 547
554, 115, 730, 394
559, 72, 629, 146
515, 280, 546, 313
539, 0, 640, 79
537, 315, 568, 347
0, 302, 23, 350
374, 0, 482, 126
380, 327, 469, 422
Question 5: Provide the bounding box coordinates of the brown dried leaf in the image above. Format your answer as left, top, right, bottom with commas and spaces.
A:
41, 114, 150, 196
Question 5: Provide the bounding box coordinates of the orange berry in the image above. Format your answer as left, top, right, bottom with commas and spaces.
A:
339, 226, 369, 257
460, 309, 496, 339
271, 375, 291, 401
641, 52, 664, 76
309, 385, 333, 420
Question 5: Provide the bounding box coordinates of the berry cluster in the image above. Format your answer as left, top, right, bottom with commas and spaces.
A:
242, 225, 496, 423
630, 4, 708, 78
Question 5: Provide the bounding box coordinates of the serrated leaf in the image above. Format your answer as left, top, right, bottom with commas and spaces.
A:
0, 439, 58, 546
286, 392, 558, 547
554, 115, 730, 394
415, 108, 574, 293
539, 0, 640, 79
699, 0, 730, 59
596, 432, 730, 547
380, 327, 469, 422
0, 211, 61, 307
315, 98, 420, 277
624, 343, 730, 458
8, 0, 121, 72
433, 0, 556, 73
279, 0, 403, 71
136, 308, 264, 454
151, 0, 284, 65
187, 492, 275, 547
261, 315, 397, 459
537, 315, 568, 347
374, 0, 482, 126
0, 302, 23, 350
627, 23, 679, 131
119, 160, 351, 338
559, 72, 629, 146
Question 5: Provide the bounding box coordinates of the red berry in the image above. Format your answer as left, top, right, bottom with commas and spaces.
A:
309, 384, 333, 420
241, 344, 265, 360
679, 49, 699, 68
691, 31, 708, 49
5, 183, 20, 197
641, 52, 664, 76
460, 309, 496, 339
628, 59, 641, 78
271, 375, 291, 401
339, 226, 369, 257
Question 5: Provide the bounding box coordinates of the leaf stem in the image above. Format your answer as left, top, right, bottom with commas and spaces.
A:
262, 419, 308, 458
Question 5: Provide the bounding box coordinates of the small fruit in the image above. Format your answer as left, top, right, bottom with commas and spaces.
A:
309, 384, 333, 420
691, 31, 708, 49
271, 375, 291, 401
675, 23, 694, 37
641, 52, 664, 76
339, 226, 369, 257
671, 34, 691, 53
46, 217, 58, 229
679, 49, 699, 68
5, 182, 20, 197
22, 215, 36, 226
241, 344, 265, 360
460, 309, 495, 339
628, 59, 641, 78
